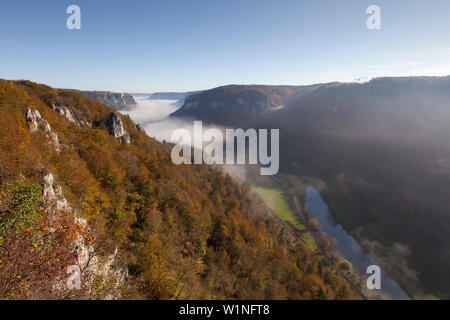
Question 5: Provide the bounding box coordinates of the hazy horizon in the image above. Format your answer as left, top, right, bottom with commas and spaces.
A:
6, 74, 450, 95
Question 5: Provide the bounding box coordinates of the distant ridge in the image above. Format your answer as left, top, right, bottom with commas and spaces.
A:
170, 84, 330, 125
170, 76, 450, 299
74, 90, 137, 110
148, 90, 202, 100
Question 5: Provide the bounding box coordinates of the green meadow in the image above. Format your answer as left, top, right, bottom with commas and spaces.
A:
251, 186, 317, 250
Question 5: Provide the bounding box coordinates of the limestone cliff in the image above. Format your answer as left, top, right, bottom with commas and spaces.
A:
107, 112, 131, 144
79, 91, 136, 110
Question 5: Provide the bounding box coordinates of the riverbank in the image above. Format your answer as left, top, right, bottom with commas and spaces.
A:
268, 171, 410, 300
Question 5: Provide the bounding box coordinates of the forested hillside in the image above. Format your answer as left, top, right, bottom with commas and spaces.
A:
171, 84, 326, 125
172, 77, 450, 299
0, 79, 354, 300
260, 77, 450, 299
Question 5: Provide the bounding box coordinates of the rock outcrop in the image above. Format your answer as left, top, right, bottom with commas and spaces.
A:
43, 173, 70, 217
50, 105, 76, 123
50, 104, 92, 127
43, 172, 127, 299
26, 107, 61, 152
107, 112, 131, 144
79, 91, 136, 110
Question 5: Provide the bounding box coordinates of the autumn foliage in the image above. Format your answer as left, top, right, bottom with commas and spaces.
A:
0, 79, 355, 299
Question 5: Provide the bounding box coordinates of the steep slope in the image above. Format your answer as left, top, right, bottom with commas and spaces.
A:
0, 79, 354, 300
171, 84, 326, 125
256, 76, 450, 299
77, 90, 136, 110
168, 76, 450, 299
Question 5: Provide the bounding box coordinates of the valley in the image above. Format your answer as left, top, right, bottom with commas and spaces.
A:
246, 165, 409, 299
3, 0, 450, 305
3, 76, 450, 300
0, 79, 355, 300
169, 77, 450, 299
112, 92, 411, 299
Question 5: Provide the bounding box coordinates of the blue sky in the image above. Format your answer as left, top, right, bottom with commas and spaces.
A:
1, 0, 450, 92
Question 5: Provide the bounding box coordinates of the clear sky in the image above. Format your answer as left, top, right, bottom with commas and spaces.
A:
2, 0, 450, 92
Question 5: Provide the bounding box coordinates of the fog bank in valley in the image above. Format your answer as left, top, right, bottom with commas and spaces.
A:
120, 94, 224, 148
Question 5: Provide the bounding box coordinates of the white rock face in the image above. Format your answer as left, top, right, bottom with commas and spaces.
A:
50, 104, 93, 127
26, 107, 60, 152
43, 173, 69, 212
43, 172, 127, 299
51, 104, 76, 123
79, 91, 136, 110
26, 108, 41, 132
107, 112, 130, 144
43, 173, 56, 201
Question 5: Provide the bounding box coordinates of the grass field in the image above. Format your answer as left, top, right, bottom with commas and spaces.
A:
251, 186, 317, 250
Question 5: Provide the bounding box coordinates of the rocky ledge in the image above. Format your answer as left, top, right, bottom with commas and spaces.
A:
107, 112, 131, 144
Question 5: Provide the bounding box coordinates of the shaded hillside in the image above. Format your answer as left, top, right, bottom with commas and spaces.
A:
171, 84, 327, 125
257, 76, 450, 299
170, 76, 450, 299
0, 79, 354, 300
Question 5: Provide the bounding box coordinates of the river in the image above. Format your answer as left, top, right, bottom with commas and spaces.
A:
304, 186, 410, 300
